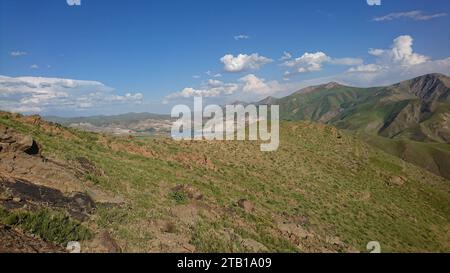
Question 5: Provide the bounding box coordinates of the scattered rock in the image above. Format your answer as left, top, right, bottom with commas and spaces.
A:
20, 115, 42, 126
172, 184, 203, 200
325, 236, 344, 247
388, 176, 407, 186
161, 221, 177, 233
240, 238, 268, 253
170, 204, 199, 225
293, 215, 310, 226
237, 199, 254, 212
76, 157, 104, 177
278, 221, 311, 240
97, 230, 121, 253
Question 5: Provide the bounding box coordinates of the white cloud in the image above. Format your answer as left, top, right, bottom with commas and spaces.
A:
213, 73, 222, 78
239, 74, 284, 95
389, 35, 429, 65
193, 75, 201, 79
368, 48, 384, 56
374, 10, 447, 22
348, 64, 384, 73
342, 35, 449, 86
329, 57, 364, 66
348, 35, 429, 74
341, 57, 450, 87
66, 0, 81, 6
166, 79, 238, 99
282, 52, 362, 75
0, 75, 143, 114
234, 34, 250, 40
10, 51, 27, 57
166, 73, 289, 101
220, 53, 273, 73
283, 52, 329, 72
30, 64, 39, 69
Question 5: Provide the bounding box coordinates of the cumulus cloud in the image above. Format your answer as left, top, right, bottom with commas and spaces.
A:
166, 79, 238, 99
239, 74, 284, 95
341, 57, 450, 87
387, 35, 429, 65
0, 75, 143, 114
10, 51, 27, 57
348, 35, 429, 74
282, 51, 362, 76
368, 48, 384, 56
166, 73, 290, 102
373, 10, 447, 22
340, 35, 450, 86
283, 52, 329, 72
234, 34, 250, 40
220, 53, 273, 73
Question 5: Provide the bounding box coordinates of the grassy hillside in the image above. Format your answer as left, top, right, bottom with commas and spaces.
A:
264, 74, 450, 179
360, 134, 450, 180
1, 112, 449, 252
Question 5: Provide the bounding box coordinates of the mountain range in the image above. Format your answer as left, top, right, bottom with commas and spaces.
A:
45, 73, 450, 179
262, 73, 450, 143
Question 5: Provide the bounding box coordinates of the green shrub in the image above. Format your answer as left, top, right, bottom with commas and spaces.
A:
169, 191, 188, 204
0, 207, 93, 245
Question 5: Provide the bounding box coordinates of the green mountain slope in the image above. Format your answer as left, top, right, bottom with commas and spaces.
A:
1, 112, 449, 252
261, 73, 450, 179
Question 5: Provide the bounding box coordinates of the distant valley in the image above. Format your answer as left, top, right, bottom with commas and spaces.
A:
46, 113, 173, 136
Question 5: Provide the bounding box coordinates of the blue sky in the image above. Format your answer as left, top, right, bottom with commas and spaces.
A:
0, 0, 449, 116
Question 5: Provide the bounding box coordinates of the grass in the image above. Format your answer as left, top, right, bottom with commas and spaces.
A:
1, 112, 449, 252
0, 206, 93, 245
169, 191, 188, 204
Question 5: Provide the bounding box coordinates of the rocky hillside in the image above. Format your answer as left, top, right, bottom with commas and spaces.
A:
0, 111, 449, 253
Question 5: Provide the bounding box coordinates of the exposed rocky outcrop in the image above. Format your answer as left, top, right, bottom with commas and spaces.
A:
399, 73, 450, 103
0, 178, 95, 221
0, 126, 40, 155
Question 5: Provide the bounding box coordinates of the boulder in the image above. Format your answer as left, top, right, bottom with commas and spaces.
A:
0, 126, 39, 155
237, 199, 254, 212
388, 176, 407, 186
240, 238, 268, 253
